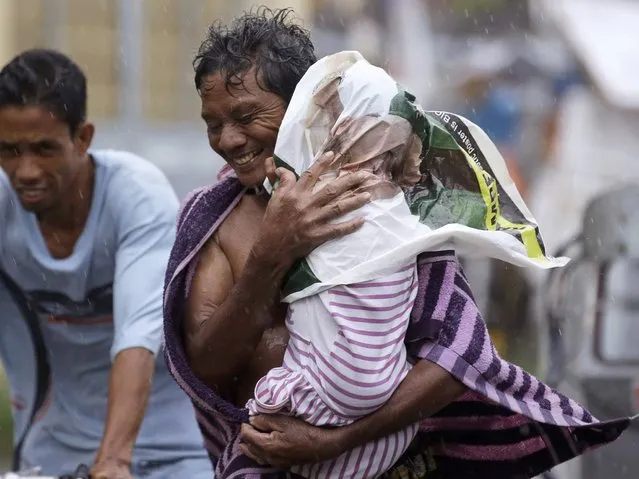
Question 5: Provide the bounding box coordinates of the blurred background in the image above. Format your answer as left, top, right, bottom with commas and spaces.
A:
1, 0, 638, 477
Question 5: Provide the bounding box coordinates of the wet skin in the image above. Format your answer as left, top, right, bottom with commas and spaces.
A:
189, 70, 291, 405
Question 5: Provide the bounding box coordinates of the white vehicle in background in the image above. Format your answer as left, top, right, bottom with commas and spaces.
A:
529, 1, 639, 478
541, 188, 639, 479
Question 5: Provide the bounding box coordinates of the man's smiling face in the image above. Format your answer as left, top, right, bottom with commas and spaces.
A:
200, 69, 287, 188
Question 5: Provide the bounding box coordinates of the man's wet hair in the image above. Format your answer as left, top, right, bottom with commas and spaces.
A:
0, 49, 87, 135
194, 6, 316, 103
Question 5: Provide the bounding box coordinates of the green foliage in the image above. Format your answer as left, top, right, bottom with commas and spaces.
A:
0, 371, 12, 468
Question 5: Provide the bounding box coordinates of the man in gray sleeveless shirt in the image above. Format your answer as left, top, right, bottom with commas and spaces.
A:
0, 50, 212, 478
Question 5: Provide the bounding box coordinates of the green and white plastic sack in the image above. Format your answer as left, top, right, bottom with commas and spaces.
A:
265, 51, 567, 303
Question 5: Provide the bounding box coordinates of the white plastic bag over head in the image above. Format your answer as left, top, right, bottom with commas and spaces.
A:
265, 51, 567, 302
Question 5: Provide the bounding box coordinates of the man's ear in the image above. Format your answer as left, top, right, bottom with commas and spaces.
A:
74, 122, 95, 155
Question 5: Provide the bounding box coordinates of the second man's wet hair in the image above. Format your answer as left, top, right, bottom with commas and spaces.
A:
0, 48, 87, 135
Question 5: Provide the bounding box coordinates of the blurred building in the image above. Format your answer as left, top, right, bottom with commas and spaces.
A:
0, 0, 314, 125
427, 0, 530, 37
0, 0, 435, 123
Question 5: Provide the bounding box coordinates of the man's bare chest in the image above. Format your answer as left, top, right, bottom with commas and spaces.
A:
216, 194, 289, 404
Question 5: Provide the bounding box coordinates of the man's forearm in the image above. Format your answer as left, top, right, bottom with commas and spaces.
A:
333, 359, 467, 454
188, 248, 289, 384
95, 347, 155, 466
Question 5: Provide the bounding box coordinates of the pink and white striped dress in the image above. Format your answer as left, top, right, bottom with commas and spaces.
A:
246, 263, 420, 478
